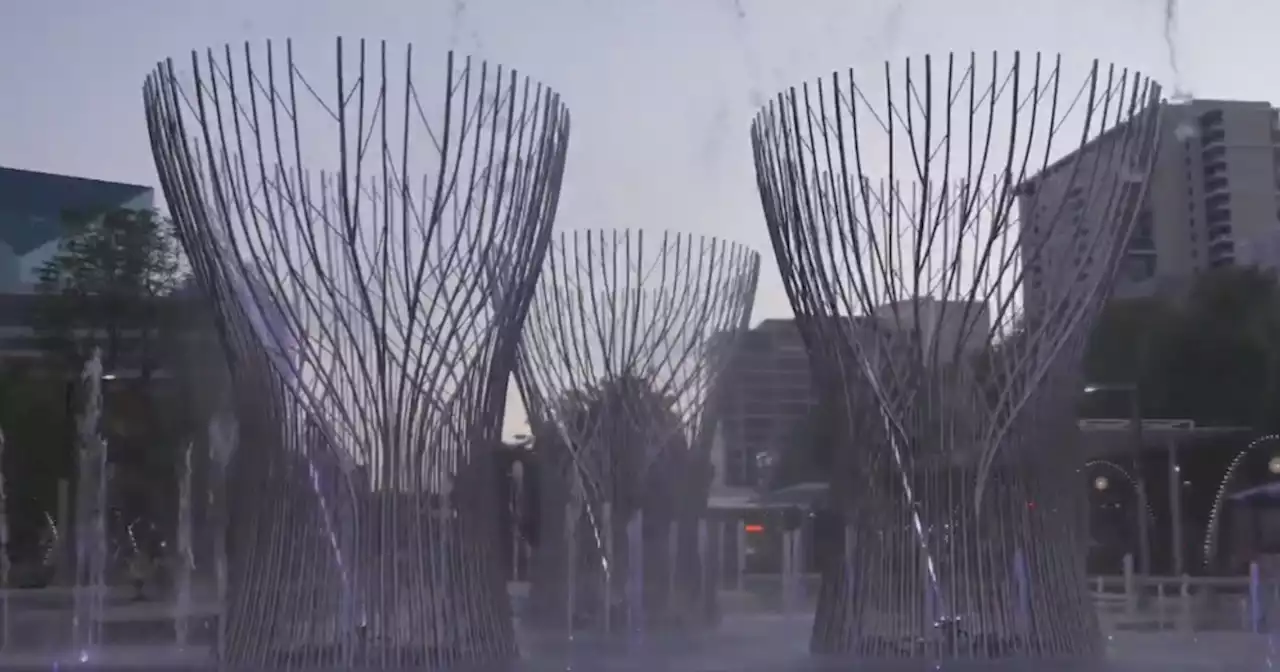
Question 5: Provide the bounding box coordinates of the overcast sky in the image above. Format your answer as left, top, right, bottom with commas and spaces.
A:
2, 0, 1277, 437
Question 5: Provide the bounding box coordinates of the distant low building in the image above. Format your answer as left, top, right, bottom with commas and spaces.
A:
0, 166, 154, 294
0, 167, 159, 367
709, 319, 816, 489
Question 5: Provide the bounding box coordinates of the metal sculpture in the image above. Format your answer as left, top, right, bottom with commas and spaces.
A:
751, 52, 1161, 660
517, 230, 759, 634
143, 38, 570, 668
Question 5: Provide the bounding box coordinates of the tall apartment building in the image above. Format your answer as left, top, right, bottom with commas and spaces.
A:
1021, 99, 1280, 304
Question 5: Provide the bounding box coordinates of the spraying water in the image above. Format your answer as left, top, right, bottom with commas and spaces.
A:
174, 440, 194, 649
71, 349, 108, 664
625, 513, 643, 643
1163, 0, 1190, 100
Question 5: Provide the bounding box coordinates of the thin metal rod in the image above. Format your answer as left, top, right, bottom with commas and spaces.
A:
749, 51, 1162, 660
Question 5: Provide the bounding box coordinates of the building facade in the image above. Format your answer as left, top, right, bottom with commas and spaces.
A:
0, 167, 157, 363
1022, 99, 1280, 304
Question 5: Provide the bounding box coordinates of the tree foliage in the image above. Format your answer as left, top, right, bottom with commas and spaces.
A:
549, 373, 691, 514
1082, 267, 1280, 430
0, 362, 69, 551
16, 208, 193, 534
33, 208, 185, 374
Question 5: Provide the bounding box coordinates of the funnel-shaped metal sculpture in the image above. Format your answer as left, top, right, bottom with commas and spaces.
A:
517, 230, 758, 633
144, 38, 570, 669
751, 52, 1160, 660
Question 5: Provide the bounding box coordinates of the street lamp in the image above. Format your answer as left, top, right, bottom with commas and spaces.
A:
1083, 382, 1151, 576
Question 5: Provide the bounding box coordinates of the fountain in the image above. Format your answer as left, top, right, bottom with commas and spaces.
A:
0, 422, 9, 651
206, 408, 237, 662
625, 512, 643, 641
173, 440, 194, 649
71, 348, 108, 663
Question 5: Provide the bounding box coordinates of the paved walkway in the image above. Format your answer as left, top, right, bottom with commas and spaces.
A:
1, 588, 1277, 669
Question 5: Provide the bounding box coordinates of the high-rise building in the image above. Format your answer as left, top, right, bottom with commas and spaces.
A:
1021, 99, 1280, 303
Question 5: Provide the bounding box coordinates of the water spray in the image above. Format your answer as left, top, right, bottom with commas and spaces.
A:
1164, 0, 1191, 101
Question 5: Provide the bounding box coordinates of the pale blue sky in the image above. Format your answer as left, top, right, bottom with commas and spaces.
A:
2, 0, 1277, 436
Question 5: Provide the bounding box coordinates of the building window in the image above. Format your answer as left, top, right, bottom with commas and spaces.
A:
1207, 208, 1232, 226
1121, 255, 1157, 282
1200, 109, 1225, 126
1205, 176, 1229, 193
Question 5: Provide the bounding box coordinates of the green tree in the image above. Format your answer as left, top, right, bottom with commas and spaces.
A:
527, 373, 721, 628
1155, 267, 1280, 429
1079, 295, 1179, 418
0, 362, 69, 552
30, 208, 189, 528
1082, 267, 1280, 429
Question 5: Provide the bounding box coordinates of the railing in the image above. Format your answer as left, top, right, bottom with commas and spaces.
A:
1089, 573, 1252, 632
1087, 553, 1270, 633
713, 563, 1272, 636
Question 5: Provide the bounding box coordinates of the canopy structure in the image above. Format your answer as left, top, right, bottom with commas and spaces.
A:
1077, 418, 1250, 458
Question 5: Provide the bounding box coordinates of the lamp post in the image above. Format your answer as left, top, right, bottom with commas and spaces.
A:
1084, 383, 1151, 576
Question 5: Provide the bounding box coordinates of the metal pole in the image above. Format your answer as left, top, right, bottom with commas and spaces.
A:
1130, 387, 1151, 576
735, 522, 745, 591
1168, 439, 1184, 577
